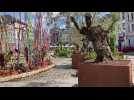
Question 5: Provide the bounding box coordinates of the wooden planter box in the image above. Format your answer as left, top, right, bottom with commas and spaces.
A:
78, 60, 133, 87
72, 53, 85, 69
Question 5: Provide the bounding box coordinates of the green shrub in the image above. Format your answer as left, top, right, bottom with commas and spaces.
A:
109, 32, 117, 55
114, 52, 124, 60
85, 52, 97, 60
55, 46, 72, 58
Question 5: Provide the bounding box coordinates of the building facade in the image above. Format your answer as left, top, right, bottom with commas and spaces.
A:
60, 28, 73, 45
50, 27, 73, 46
0, 19, 27, 53
119, 12, 134, 51
50, 27, 61, 46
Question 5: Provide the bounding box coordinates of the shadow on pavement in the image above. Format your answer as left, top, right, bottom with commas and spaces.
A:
24, 82, 52, 87
55, 64, 72, 69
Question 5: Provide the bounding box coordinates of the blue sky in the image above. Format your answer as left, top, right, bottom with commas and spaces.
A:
0, 12, 109, 18
99, 12, 110, 16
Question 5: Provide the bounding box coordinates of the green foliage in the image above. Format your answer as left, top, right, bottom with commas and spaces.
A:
104, 13, 119, 55
108, 13, 119, 55
26, 12, 34, 58
114, 52, 124, 60
85, 51, 97, 60
55, 44, 72, 58
19, 53, 25, 64
109, 33, 117, 54
4, 52, 12, 63
94, 12, 120, 31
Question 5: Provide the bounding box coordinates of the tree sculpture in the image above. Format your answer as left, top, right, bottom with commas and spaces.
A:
70, 13, 114, 62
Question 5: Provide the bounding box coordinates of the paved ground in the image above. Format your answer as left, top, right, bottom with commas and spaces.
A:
124, 53, 134, 84
2, 52, 133, 87
0, 58, 78, 87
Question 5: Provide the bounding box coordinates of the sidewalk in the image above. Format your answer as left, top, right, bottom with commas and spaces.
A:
0, 58, 78, 87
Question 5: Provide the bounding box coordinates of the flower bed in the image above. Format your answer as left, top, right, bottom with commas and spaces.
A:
0, 70, 18, 77
0, 59, 53, 78
0, 64, 55, 82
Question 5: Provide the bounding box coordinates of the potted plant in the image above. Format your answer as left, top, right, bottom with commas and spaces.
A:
72, 43, 86, 69
70, 13, 133, 87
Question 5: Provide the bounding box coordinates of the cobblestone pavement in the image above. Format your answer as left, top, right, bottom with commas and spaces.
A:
0, 58, 78, 87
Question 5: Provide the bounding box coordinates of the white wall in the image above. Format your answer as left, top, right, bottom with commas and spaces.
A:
120, 12, 134, 48
125, 36, 134, 47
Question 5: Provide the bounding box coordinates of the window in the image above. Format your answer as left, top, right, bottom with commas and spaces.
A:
128, 14, 130, 21
132, 24, 134, 31
131, 13, 134, 21
128, 24, 130, 33
122, 23, 126, 30
128, 39, 131, 46
122, 12, 125, 20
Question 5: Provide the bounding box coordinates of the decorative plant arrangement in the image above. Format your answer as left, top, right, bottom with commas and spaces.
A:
0, 13, 53, 78
0, 12, 133, 87
70, 12, 132, 87
54, 43, 72, 58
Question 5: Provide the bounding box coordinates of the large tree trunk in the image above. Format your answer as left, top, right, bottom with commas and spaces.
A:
70, 14, 114, 62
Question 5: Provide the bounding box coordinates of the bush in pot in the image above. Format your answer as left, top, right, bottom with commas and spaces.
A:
70, 13, 132, 87
71, 43, 86, 69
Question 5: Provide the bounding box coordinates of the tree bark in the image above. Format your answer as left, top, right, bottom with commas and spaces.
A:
70, 14, 114, 62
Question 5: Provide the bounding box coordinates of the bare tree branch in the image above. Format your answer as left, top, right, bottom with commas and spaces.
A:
91, 12, 97, 23
85, 13, 92, 28
70, 16, 81, 32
